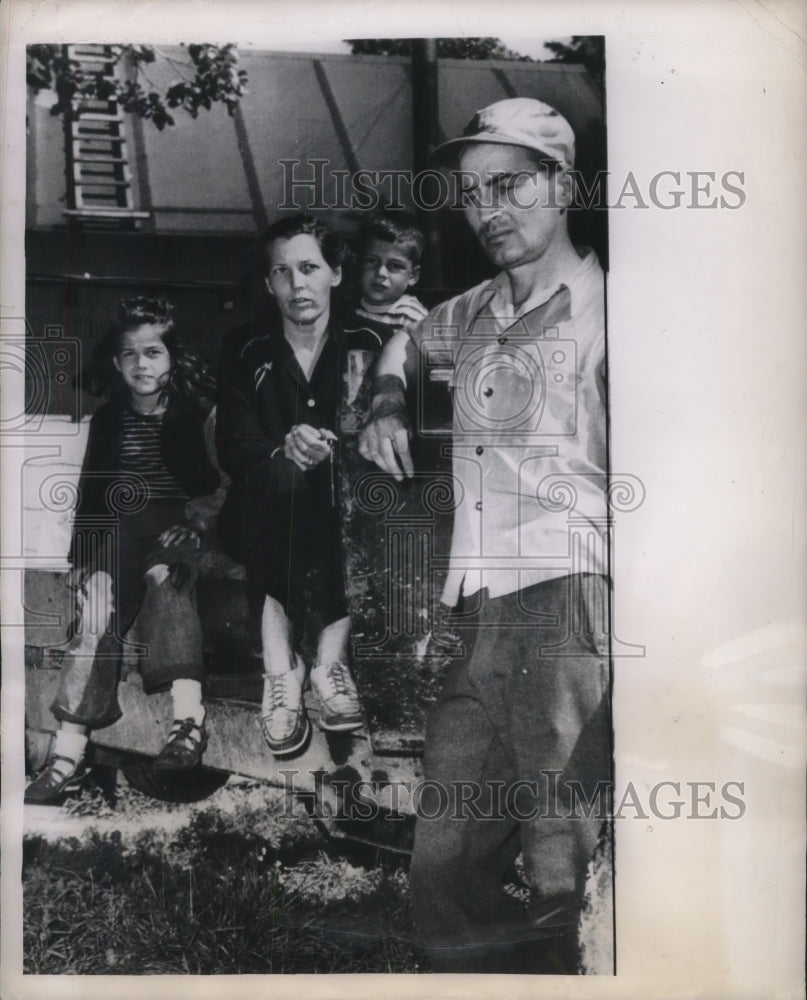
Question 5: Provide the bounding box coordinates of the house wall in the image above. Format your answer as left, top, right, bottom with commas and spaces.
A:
26, 48, 607, 417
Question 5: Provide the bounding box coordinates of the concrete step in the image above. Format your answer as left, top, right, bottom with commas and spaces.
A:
25, 666, 423, 808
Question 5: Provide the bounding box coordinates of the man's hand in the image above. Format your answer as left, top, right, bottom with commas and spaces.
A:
358, 413, 414, 481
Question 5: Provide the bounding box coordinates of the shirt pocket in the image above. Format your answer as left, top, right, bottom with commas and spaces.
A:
541, 341, 581, 436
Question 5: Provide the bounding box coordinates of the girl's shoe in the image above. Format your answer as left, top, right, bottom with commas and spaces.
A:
24, 755, 84, 805
153, 718, 209, 771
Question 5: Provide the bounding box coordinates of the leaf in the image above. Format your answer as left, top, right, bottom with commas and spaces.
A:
166, 83, 188, 107
94, 73, 118, 101
34, 40, 246, 129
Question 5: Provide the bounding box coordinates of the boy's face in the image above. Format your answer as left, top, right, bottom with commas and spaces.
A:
360, 237, 420, 307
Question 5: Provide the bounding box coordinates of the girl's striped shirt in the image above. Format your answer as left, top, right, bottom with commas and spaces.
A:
119, 408, 189, 502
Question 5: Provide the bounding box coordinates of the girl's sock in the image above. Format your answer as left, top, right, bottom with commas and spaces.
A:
170, 679, 206, 726
52, 729, 88, 774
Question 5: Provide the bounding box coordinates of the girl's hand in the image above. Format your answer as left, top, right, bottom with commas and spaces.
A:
184, 501, 213, 535
159, 524, 201, 549
284, 424, 334, 471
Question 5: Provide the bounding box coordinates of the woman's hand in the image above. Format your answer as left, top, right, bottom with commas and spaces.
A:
158, 524, 201, 549
284, 424, 334, 471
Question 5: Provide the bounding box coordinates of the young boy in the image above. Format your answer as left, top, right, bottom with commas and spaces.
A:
352, 210, 427, 338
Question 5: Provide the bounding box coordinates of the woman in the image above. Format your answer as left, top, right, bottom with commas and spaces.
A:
216, 216, 376, 756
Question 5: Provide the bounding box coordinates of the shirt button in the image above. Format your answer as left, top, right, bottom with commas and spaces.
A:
475, 446, 484, 456
475, 501, 482, 511
307, 398, 316, 408
498, 337, 507, 345
483, 388, 494, 397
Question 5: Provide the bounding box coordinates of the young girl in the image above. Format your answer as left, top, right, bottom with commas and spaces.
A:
25, 297, 221, 805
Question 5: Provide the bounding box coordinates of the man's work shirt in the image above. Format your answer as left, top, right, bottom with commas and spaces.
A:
408, 249, 607, 603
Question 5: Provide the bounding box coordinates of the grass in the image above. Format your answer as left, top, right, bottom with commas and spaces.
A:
23, 779, 426, 974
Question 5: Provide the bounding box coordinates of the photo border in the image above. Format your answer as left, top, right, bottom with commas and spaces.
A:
2, 2, 805, 998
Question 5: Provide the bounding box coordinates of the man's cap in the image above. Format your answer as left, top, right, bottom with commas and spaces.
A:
433, 97, 575, 171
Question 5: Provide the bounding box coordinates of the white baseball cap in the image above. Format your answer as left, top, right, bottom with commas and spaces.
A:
433, 97, 575, 170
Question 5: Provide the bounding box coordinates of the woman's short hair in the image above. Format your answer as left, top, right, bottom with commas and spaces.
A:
262, 214, 347, 272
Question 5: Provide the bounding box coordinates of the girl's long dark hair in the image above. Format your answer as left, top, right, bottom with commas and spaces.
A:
81, 297, 216, 406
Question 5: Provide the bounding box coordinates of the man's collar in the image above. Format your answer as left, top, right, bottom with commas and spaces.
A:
485, 248, 599, 322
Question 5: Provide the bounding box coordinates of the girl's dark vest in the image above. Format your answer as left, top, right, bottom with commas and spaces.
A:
69, 395, 219, 568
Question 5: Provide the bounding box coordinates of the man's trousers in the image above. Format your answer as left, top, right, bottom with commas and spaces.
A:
410, 573, 613, 973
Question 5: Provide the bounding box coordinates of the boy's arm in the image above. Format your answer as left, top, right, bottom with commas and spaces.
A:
358, 328, 419, 481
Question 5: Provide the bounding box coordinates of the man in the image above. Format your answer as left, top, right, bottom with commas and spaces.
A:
359, 98, 613, 973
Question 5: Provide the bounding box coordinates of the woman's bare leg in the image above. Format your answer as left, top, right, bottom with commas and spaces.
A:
261, 595, 297, 676
315, 615, 350, 666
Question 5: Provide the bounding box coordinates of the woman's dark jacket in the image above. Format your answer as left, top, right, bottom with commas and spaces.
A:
214, 314, 382, 563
